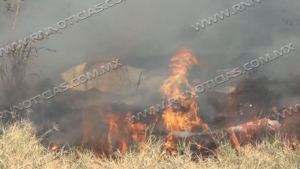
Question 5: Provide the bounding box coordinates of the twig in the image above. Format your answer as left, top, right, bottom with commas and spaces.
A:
125, 65, 131, 88
13, 0, 21, 29
136, 70, 142, 92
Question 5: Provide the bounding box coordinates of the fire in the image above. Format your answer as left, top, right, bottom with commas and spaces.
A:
46, 48, 300, 161
51, 145, 59, 151
163, 101, 201, 131
160, 48, 209, 153
79, 48, 209, 157
160, 48, 198, 98
127, 114, 146, 143
80, 106, 146, 157
160, 48, 207, 132
164, 134, 178, 155
104, 113, 128, 154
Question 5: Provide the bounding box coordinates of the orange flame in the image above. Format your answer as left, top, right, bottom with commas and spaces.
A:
160, 48, 209, 153
51, 145, 59, 151
160, 48, 207, 132
104, 113, 128, 154
127, 113, 146, 143
81, 107, 146, 157
79, 48, 211, 157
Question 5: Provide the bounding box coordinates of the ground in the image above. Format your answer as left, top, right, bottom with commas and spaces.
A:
0, 120, 299, 169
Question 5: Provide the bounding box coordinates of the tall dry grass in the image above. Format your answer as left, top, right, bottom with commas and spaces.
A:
0, 120, 299, 169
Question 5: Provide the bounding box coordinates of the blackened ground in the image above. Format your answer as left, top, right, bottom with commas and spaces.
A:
201, 76, 300, 129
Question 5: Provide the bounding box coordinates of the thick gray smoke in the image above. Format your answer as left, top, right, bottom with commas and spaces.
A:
0, 0, 299, 147
0, 0, 299, 85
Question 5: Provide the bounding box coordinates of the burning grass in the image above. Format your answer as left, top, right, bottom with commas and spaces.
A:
1, 47, 300, 168
1, 120, 300, 169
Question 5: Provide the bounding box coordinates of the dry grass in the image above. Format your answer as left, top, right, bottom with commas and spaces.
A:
0, 120, 299, 169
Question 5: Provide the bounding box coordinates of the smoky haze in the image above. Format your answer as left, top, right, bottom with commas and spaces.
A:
0, 0, 300, 146
0, 0, 299, 84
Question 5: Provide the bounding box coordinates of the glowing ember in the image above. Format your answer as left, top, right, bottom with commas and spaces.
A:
51, 145, 59, 151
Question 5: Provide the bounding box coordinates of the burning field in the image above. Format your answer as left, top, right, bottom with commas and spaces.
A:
1, 0, 300, 168
67, 48, 300, 159
1, 47, 300, 169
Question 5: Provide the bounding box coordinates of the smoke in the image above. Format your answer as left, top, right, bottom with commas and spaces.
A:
0, 0, 298, 83
0, 0, 300, 148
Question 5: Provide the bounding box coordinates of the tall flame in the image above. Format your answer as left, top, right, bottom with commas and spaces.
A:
160, 48, 208, 154
78, 48, 209, 157
160, 48, 207, 131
